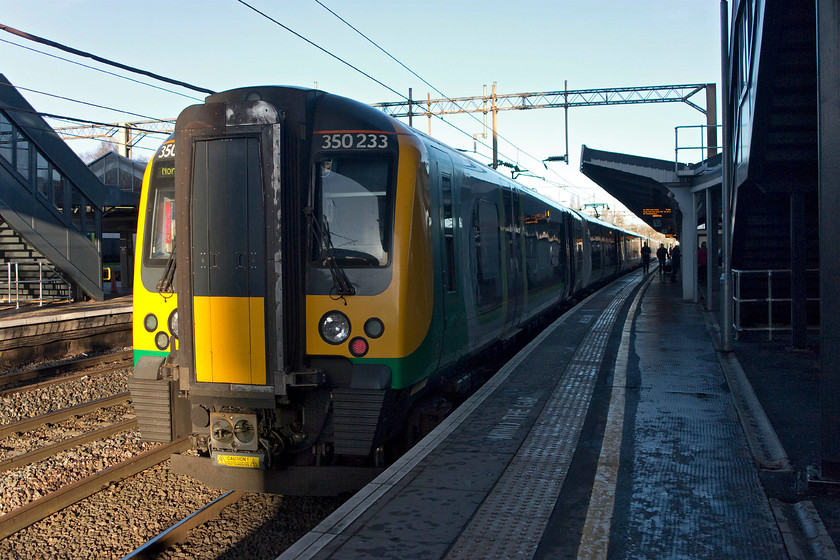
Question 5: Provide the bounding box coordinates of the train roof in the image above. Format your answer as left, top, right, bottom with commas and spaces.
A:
405, 120, 643, 239
192, 85, 645, 240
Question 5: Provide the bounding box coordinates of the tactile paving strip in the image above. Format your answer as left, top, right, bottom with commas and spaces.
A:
445, 281, 637, 559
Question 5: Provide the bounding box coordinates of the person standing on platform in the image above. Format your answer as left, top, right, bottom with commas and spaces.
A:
698, 241, 708, 285
670, 244, 682, 282
641, 242, 652, 274
656, 243, 668, 276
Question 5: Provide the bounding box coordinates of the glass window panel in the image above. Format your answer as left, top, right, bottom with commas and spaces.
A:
52, 169, 65, 213
149, 186, 175, 260
474, 199, 502, 309
104, 160, 118, 186
71, 186, 83, 231
15, 130, 30, 179
119, 166, 133, 190
36, 153, 50, 198
85, 202, 97, 241
0, 113, 12, 164
315, 155, 393, 267
70, 186, 100, 243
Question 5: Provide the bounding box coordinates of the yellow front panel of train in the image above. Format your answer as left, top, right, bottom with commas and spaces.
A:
193, 296, 266, 385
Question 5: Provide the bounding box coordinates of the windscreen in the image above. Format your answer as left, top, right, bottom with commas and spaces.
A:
148, 183, 175, 261
314, 155, 393, 267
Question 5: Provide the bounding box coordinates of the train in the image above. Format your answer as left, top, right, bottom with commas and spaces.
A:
129, 86, 645, 495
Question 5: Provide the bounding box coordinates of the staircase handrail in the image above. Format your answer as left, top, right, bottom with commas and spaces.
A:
1, 260, 72, 309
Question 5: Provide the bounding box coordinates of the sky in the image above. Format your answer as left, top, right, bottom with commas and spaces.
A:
0, 0, 724, 218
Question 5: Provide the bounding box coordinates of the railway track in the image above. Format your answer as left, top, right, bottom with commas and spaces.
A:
0, 348, 156, 539
0, 350, 133, 391
0, 417, 137, 473
0, 393, 130, 439
0, 438, 190, 539
123, 490, 246, 559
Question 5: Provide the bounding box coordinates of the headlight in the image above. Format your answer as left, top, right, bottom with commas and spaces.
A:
168, 309, 179, 339
144, 313, 158, 332
155, 331, 170, 350
319, 311, 351, 344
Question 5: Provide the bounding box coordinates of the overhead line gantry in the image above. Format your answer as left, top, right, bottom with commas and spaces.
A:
52, 82, 716, 165
372, 82, 717, 169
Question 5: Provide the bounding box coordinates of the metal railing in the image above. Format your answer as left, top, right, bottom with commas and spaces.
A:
1, 261, 72, 308
732, 268, 819, 340
675, 124, 722, 174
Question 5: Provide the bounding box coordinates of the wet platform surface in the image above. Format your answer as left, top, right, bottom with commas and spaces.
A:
280, 269, 840, 559
595, 274, 785, 558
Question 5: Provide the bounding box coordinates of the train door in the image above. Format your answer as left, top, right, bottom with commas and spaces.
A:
574, 217, 587, 291
616, 231, 624, 272
503, 188, 523, 332
435, 152, 462, 366
190, 137, 267, 385
564, 217, 575, 292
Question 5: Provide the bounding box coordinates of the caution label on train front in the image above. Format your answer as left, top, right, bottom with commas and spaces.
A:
212, 452, 262, 469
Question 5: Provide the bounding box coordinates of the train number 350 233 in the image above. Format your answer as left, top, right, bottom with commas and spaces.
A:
321, 133, 390, 150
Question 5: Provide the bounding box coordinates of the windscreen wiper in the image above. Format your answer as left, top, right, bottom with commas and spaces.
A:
156, 244, 176, 294
303, 207, 355, 296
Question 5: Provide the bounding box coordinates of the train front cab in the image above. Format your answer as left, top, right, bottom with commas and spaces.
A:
129, 138, 188, 443
303, 94, 438, 459
168, 89, 439, 486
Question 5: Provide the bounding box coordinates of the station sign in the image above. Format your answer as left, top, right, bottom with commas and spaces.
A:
643, 208, 673, 218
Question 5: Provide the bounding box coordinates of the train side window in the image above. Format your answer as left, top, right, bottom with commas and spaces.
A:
473, 199, 502, 310
442, 175, 456, 292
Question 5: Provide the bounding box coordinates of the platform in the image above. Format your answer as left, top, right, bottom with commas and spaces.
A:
279, 271, 840, 560
0, 295, 132, 368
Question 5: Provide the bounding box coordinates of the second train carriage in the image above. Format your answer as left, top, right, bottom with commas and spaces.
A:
129, 86, 644, 494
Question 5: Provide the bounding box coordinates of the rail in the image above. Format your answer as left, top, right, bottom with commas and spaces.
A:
121, 490, 245, 559
1, 261, 72, 308
0, 350, 133, 390
0, 437, 191, 539
731, 268, 819, 340
0, 393, 130, 439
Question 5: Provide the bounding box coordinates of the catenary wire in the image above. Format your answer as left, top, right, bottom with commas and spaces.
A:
1, 103, 171, 137
2, 80, 166, 121
1, 10, 551, 182
311, 0, 573, 186
239, 0, 560, 184
1, 14, 574, 189
236, 0, 403, 99
0, 23, 215, 95
0, 38, 205, 102
0, 104, 165, 154
236, 1, 499, 156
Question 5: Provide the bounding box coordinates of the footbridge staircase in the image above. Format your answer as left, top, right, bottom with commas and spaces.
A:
1, 73, 106, 304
